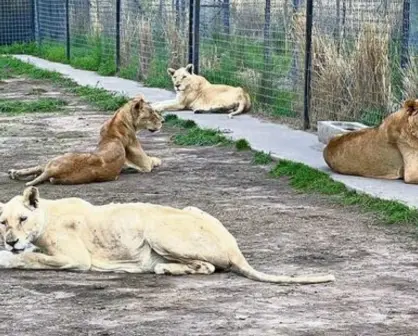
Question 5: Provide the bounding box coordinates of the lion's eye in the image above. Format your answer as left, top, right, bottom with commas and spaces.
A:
0, 220, 6, 226
19, 216, 27, 223
182, 76, 186, 79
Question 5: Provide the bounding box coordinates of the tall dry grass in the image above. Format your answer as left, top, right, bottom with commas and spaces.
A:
121, 14, 155, 79
162, 15, 188, 68
293, 13, 396, 126
401, 55, 418, 101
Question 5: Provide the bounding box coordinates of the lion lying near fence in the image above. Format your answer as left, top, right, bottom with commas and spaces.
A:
323, 99, 418, 183
8, 95, 163, 186
0, 187, 335, 284
151, 64, 251, 119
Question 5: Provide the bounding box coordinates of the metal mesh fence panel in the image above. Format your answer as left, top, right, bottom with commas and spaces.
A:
198, 0, 303, 126
307, 0, 405, 126
37, 0, 67, 45
119, 0, 190, 86
1, 0, 416, 128
69, 0, 117, 73
0, 0, 35, 45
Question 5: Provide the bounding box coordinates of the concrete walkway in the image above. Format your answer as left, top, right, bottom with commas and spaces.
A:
12, 55, 418, 208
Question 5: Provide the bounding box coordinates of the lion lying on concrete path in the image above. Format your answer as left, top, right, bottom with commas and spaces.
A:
0, 187, 335, 284
151, 64, 251, 119
8, 95, 163, 186
323, 99, 418, 183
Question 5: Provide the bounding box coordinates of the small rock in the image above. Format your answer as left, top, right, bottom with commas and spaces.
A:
235, 314, 248, 320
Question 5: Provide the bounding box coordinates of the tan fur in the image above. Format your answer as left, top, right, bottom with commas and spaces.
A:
323, 99, 418, 183
7, 95, 164, 186
151, 64, 251, 119
0, 187, 335, 285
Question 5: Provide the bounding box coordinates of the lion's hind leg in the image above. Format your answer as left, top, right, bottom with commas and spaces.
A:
25, 171, 51, 186
154, 260, 215, 275
8, 165, 44, 180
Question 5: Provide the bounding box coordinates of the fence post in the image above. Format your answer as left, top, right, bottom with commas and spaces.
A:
303, 0, 313, 130
65, 0, 70, 61
116, 0, 121, 72
188, 0, 194, 65
34, 0, 41, 45
175, 0, 180, 29
260, 0, 273, 105
400, 0, 410, 69
192, 0, 200, 74
31, 0, 36, 43
222, 0, 230, 35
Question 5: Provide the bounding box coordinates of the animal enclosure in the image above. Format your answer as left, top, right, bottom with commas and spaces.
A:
0, 0, 417, 128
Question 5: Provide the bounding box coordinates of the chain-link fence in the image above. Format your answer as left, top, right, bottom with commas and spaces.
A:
1, 0, 417, 129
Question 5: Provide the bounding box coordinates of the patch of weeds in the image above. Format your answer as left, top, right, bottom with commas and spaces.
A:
252, 151, 273, 165
173, 127, 232, 146
69, 86, 128, 111
164, 114, 197, 129
97, 59, 117, 76
0, 42, 38, 55
0, 98, 67, 114
360, 108, 386, 126
235, 138, 251, 151
271, 159, 418, 225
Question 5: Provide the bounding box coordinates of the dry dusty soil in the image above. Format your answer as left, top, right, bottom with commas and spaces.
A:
0, 78, 418, 336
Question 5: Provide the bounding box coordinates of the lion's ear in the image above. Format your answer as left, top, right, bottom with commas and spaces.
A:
132, 96, 145, 113
185, 64, 194, 74
22, 187, 39, 209
167, 68, 175, 76
404, 99, 418, 116
0, 202, 3, 214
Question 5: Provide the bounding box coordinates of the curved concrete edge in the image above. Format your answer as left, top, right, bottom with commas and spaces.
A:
9, 54, 418, 210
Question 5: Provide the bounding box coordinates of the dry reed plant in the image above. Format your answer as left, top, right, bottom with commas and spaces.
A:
293, 12, 396, 126
401, 55, 418, 101
163, 15, 188, 68
121, 14, 155, 79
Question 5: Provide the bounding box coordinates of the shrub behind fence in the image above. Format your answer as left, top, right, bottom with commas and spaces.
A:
1, 0, 417, 129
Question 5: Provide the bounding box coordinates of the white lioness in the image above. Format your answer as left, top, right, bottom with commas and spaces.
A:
0, 187, 335, 284
151, 64, 251, 119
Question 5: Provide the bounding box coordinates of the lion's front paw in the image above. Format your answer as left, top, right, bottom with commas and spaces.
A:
151, 157, 162, 168
0, 250, 17, 268
8, 169, 17, 180
228, 113, 234, 119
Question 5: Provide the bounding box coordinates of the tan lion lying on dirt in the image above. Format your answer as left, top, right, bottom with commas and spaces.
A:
151, 64, 251, 119
0, 187, 335, 285
324, 99, 418, 183
7, 94, 163, 186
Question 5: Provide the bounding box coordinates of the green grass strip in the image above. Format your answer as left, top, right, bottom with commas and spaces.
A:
0, 98, 67, 114
0, 56, 128, 111
165, 114, 418, 225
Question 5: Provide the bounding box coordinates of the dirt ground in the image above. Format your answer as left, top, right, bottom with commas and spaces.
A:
1, 79, 418, 336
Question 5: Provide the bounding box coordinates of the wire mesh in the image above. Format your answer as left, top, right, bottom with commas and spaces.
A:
0, 0, 416, 129
119, 0, 190, 86
308, 0, 406, 126
37, 0, 67, 45
69, 0, 117, 73
0, 0, 35, 45
198, 0, 302, 125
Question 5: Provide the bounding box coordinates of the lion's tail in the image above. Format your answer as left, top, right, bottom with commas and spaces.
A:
228, 90, 252, 118
243, 91, 252, 112
229, 251, 335, 284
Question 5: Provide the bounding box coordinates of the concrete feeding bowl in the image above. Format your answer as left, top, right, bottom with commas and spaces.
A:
317, 121, 370, 144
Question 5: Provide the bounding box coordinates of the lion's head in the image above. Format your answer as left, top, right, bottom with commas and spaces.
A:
130, 94, 164, 132
402, 98, 418, 137
167, 64, 195, 92
0, 187, 45, 253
